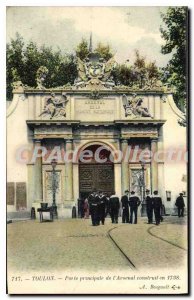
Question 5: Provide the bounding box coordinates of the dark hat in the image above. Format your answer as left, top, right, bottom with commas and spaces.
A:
179, 192, 183, 195
131, 191, 135, 195
146, 189, 150, 193
153, 190, 158, 195
125, 190, 129, 193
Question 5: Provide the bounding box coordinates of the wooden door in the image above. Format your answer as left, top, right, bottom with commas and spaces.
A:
79, 164, 114, 196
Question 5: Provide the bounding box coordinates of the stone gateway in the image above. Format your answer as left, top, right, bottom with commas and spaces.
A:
7, 50, 187, 218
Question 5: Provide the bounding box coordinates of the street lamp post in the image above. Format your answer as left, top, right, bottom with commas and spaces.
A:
51, 159, 58, 218
140, 160, 146, 216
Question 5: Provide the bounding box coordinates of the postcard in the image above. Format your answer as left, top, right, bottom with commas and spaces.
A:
6, 6, 188, 294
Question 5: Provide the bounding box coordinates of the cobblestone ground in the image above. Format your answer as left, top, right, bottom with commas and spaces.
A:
7, 216, 187, 272
110, 216, 187, 270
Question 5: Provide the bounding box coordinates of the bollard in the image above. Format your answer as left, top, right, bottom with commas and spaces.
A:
31, 207, 36, 219
72, 206, 77, 218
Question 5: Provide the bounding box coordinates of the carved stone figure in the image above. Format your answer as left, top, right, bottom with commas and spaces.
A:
36, 66, 49, 89
11, 81, 24, 93
74, 52, 117, 90
39, 92, 69, 119
122, 93, 153, 118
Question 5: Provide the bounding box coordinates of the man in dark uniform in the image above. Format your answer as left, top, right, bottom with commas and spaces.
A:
109, 192, 120, 223
95, 191, 101, 225
129, 191, 141, 224
152, 190, 163, 225
145, 189, 153, 224
121, 190, 130, 223
175, 193, 185, 217
98, 191, 107, 225
105, 193, 110, 217
88, 190, 99, 226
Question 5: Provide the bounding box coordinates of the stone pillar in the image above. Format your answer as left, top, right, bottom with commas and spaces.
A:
121, 139, 129, 195
65, 140, 74, 201
151, 138, 158, 192
114, 163, 122, 199
34, 139, 43, 202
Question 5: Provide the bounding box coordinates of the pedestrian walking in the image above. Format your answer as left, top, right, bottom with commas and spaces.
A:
175, 193, 185, 217
145, 189, 153, 224
109, 192, 120, 223
129, 191, 141, 224
88, 191, 99, 226
121, 190, 130, 223
152, 190, 163, 225
98, 191, 107, 225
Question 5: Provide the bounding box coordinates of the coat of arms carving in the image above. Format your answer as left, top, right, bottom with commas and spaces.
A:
74, 52, 117, 90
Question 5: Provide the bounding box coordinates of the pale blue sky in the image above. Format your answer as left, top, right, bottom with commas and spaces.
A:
6, 6, 172, 67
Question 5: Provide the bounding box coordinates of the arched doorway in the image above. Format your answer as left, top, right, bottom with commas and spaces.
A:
78, 144, 115, 200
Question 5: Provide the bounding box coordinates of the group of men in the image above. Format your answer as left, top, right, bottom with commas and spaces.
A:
87, 191, 109, 226
86, 189, 185, 226
87, 189, 162, 226
121, 189, 163, 225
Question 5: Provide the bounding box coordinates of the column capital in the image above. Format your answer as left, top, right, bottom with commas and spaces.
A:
65, 139, 73, 143
151, 138, 158, 143
120, 139, 129, 144
33, 139, 42, 144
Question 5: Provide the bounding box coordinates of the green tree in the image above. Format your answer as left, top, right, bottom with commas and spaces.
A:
75, 38, 89, 60
112, 50, 160, 88
22, 41, 40, 87
160, 7, 188, 112
6, 34, 77, 100
94, 42, 113, 61
7, 34, 161, 101
146, 61, 160, 86
133, 50, 147, 88
76, 39, 113, 61
112, 64, 137, 87
6, 33, 24, 100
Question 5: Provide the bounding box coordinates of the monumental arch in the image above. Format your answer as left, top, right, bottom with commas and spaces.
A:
7, 51, 187, 218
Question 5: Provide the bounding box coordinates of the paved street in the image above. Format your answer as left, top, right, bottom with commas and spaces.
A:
7, 216, 187, 272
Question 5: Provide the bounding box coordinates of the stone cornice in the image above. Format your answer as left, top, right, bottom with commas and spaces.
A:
27, 119, 166, 126
22, 88, 172, 96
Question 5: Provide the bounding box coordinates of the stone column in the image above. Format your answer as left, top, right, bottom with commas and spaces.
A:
151, 138, 158, 192
65, 140, 74, 201
121, 139, 129, 195
34, 139, 43, 202
114, 163, 122, 199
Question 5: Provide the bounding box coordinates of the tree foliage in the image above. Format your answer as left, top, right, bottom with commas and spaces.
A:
160, 7, 188, 111
95, 42, 113, 61
75, 38, 89, 60
75, 39, 113, 61
6, 33, 77, 100
112, 50, 160, 88
7, 34, 160, 100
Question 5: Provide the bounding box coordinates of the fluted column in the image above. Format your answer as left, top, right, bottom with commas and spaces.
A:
121, 139, 129, 195
151, 138, 158, 192
34, 139, 43, 202
65, 140, 74, 201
